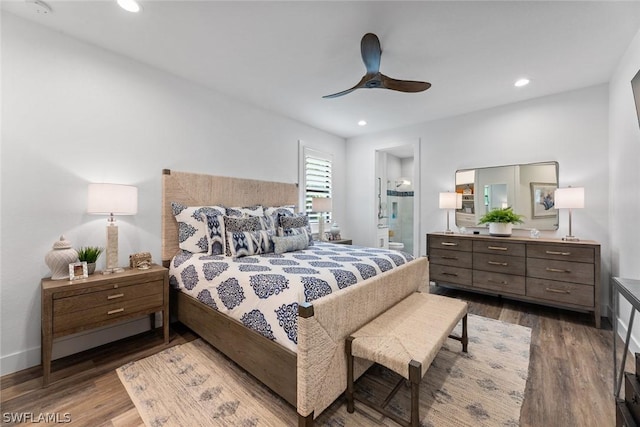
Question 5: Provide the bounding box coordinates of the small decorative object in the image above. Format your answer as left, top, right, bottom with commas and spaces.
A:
130, 252, 152, 269
68, 261, 88, 280
478, 207, 524, 237
530, 228, 540, 239
76, 246, 104, 275
459, 226, 467, 235
45, 235, 79, 280
330, 222, 341, 238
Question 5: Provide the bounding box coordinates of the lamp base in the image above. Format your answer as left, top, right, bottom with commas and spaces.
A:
106, 224, 119, 269
443, 230, 454, 235
563, 235, 580, 242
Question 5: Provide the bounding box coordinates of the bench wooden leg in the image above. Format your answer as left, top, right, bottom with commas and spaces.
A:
345, 336, 355, 413
298, 411, 314, 427
409, 360, 422, 427
461, 314, 468, 353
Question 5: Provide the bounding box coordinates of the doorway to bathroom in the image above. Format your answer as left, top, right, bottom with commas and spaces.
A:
375, 143, 420, 257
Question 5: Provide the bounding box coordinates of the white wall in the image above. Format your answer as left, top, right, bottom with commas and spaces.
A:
609, 28, 640, 352
347, 85, 610, 313
0, 14, 346, 375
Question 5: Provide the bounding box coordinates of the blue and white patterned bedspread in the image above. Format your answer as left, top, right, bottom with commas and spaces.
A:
169, 242, 414, 353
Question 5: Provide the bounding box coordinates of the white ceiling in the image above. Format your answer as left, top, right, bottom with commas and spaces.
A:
4, 1, 640, 138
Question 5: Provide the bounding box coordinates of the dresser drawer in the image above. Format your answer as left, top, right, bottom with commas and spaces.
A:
473, 270, 525, 295
428, 235, 472, 252
473, 240, 525, 257
53, 280, 164, 315
473, 252, 525, 275
429, 248, 472, 268
53, 293, 164, 335
527, 244, 594, 263
526, 278, 594, 308
527, 258, 594, 285
430, 264, 472, 286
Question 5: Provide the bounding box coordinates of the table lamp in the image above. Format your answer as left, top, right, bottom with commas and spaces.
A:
87, 183, 138, 271
439, 192, 462, 234
312, 197, 332, 241
554, 186, 584, 241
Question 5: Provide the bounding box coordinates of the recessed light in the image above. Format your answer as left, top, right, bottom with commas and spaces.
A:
117, 0, 141, 13
358, 120, 367, 126
514, 78, 530, 87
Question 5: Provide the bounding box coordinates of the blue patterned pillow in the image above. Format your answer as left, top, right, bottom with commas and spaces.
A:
279, 213, 313, 245
223, 215, 263, 256
264, 205, 296, 228
200, 212, 226, 255
226, 205, 264, 218
272, 233, 309, 254
227, 229, 275, 258
172, 202, 225, 253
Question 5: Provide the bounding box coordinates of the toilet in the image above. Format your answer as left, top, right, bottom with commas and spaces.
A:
388, 241, 405, 250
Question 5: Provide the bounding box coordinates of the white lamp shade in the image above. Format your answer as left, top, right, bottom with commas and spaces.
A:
312, 197, 332, 212
439, 192, 462, 209
554, 187, 584, 209
87, 183, 138, 215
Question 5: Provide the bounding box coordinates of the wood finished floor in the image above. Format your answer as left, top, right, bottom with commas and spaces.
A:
0, 285, 626, 426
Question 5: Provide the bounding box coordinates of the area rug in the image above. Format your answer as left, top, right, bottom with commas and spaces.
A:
117, 314, 531, 426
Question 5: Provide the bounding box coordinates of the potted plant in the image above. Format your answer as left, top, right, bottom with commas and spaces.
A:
478, 207, 524, 237
76, 246, 104, 275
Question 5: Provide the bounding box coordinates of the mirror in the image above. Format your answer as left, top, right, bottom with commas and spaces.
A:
455, 161, 559, 230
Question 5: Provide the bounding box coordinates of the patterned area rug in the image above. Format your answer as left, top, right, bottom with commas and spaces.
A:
117, 314, 531, 426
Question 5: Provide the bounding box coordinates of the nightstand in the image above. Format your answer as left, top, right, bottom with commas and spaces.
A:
330, 239, 352, 245
41, 264, 169, 386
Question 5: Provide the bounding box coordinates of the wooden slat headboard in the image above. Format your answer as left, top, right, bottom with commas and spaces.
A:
161, 169, 299, 263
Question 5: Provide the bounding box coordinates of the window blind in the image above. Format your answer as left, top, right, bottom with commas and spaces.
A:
304, 149, 332, 223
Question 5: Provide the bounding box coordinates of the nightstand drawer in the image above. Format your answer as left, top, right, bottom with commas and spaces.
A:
473, 253, 525, 275
527, 258, 594, 285
53, 280, 163, 315
53, 293, 164, 335
526, 278, 594, 307
429, 248, 472, 268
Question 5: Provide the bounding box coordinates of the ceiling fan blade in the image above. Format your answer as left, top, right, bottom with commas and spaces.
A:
361, 33, 381, 75
322, 75, 369, 99
381, 74, 431, 93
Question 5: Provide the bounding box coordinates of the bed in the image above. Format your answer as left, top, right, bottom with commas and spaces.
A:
161, 169, 429, 426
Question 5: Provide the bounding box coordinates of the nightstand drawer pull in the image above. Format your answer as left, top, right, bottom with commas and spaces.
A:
546, 250, 571, 256
545, 288, 571, 294
442, 256, 458, 260
546, 267, 570, 273
488, 261, 508, 266
487, 246, 508, 251
442, 272, 459, 277
107, 293, 124, 300
107, 308, 125, 315
441, 242, 458, 247
488, 279, 508, 285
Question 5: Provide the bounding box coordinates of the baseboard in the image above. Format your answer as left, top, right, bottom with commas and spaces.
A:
0, 316, 154, 376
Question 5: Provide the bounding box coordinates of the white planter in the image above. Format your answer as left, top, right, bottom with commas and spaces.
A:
489, 222, 513, 237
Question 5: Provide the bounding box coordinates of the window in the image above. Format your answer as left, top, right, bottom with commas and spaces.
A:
302, 147, 332, 224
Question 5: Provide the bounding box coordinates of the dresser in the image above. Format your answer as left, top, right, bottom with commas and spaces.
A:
41, 265, 169, 386
427, 233, 601, 328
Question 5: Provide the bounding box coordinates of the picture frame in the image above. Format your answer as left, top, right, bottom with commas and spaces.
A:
530, 182, 557, 218
69, 261, 88, 280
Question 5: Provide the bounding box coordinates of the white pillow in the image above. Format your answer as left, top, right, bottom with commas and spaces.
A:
171, 202, 225, 253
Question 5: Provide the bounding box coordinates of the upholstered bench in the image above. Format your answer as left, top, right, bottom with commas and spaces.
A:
345, 292, 468, 427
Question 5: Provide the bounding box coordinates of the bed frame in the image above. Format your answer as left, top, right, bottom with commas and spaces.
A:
161, 169, 429, 426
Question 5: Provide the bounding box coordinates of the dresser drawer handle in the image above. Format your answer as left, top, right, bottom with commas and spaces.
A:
442, 256, 458, 260
488, 261, 508, 266
441, 242, 458, 247
545, 288, 571, 294
546, 250, 571, 256
442, 272, 459, 277
107, 293, 124, 300
107, 308, 125, 315
487, 279, 508, 285
487, 246, 508, 251
546, 267, 570, 273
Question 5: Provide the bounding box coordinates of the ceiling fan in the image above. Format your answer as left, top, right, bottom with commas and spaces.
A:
323, 33, 431, 99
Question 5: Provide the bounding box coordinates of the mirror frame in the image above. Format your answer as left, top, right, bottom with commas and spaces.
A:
455, 161, 559, 230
